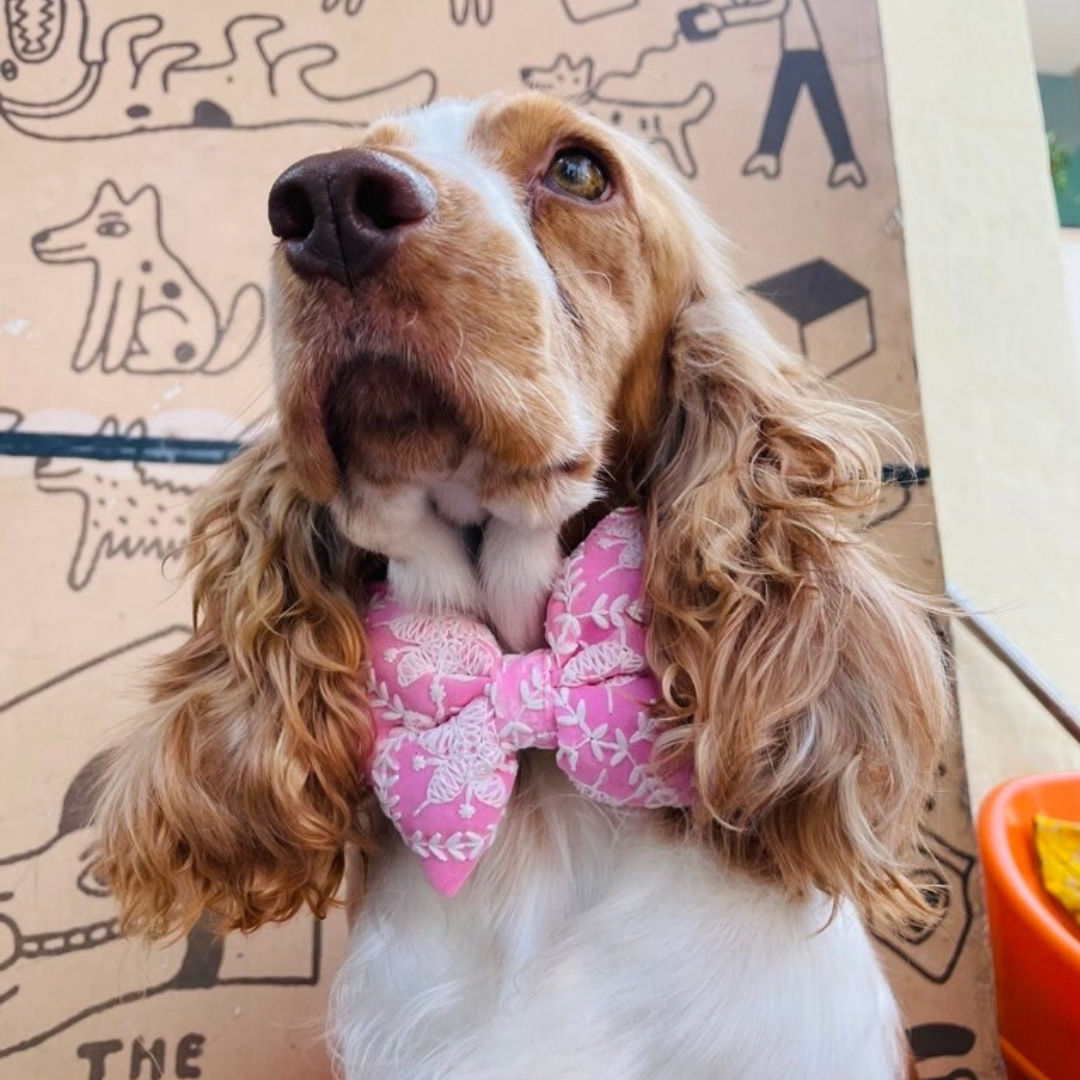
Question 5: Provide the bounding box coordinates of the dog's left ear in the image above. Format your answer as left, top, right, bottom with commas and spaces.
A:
640, 282, 949, 924
93, 434, 379, 939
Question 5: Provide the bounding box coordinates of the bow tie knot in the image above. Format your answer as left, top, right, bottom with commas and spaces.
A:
364, 509, 693, 896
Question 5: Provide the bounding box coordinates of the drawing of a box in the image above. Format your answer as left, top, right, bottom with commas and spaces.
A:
750, 258, 876, 377
561, 0, 639, 22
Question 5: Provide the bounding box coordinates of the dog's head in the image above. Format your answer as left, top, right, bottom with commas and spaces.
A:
268, 96, 706, 526
95, 93, 948, 938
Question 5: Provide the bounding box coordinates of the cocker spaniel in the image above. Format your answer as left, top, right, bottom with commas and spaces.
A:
94, 93, 948, 1079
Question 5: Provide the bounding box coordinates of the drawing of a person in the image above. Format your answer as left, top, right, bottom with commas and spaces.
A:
679, 0, 867, 188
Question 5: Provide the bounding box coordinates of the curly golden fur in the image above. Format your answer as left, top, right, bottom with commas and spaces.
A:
94, 439, 381, 935
94, 92, 948, 947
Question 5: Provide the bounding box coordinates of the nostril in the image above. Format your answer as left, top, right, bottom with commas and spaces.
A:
356, 175, 401, 231
269, 150, 434, 284
353, 164, 436, 232
31, 229, 50, 246
268, 178, 316, 242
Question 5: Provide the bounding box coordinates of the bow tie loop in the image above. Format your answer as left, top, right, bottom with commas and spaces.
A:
491, 651, 559, 750
363, 509, 693, 896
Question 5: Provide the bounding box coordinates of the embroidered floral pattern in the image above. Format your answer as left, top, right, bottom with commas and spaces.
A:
363, 508, 694, 896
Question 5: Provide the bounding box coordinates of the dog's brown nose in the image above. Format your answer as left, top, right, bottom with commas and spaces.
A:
268, 149, 436, 286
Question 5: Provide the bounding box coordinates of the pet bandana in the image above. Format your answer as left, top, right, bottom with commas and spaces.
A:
363, 508, 694, 895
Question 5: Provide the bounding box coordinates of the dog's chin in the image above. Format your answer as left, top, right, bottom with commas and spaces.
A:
324, 353, 471, 485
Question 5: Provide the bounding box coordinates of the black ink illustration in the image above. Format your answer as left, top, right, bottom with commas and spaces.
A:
679, 1, 866, 188
874, 831, 976, 986
0, 407, 22, 435
560, 0, 640, 22
318, 0, 637, 24
909, 1023, 978, 1080
77, 1033, 207, 1080
450, 0, 494, 25
0, 631, 322, 1060
33, 181, 264, 376
0, 1, 436, 140
874, 463, 931, 528
0, 426, 243, 468
521, 54, 715, 178
33, 416, 195, 591
750, 258, 876, 378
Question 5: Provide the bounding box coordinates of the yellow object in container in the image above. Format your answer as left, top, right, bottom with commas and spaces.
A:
1033, 812, 1080, 924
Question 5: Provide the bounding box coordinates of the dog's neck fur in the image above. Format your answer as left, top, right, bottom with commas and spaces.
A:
331, 465, 595, 650
333, 753, 906, 1079
329, 501, 908, 1078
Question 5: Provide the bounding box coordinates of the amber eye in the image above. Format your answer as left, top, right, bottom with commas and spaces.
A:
545, 148, 609, 201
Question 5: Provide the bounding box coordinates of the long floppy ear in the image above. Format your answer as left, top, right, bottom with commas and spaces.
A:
94, 433, 378, 938
641, 280, 950, 925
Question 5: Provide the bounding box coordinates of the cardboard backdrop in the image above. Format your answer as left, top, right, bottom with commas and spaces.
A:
0, 1, 1001, 1077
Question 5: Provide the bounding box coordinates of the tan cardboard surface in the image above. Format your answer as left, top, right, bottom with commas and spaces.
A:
0, 1, 999, 1077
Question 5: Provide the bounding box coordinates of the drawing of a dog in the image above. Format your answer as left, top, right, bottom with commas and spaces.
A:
33, 417, 193, 590
0, 2, 436, 139
32, 181, 264, 376
521, 53, 715, 177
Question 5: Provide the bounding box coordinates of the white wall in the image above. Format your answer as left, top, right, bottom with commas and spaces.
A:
879, 0, 1080, 802
1026, 0, 1080, 76
1061, 229, 1080, 365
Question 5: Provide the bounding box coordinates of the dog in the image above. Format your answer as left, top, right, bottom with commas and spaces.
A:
0, 3, 436, 139
94, 93, 949, 1078
32, 180, 264, 375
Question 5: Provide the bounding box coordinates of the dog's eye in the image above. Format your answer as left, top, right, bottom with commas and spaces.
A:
545, 149, 609, 201
96, 220, 129, 238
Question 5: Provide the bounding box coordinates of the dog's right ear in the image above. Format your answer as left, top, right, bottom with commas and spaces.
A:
94, 432, 379, 938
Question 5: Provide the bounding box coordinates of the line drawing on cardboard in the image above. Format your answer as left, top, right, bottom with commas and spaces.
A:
750, 258, 876, 378
0, 428, 243, 467
872, 829, 976, 986
521, 53, 715, 178
450, 0, 495, 25
317, 0, 636, 24
0, 1, 436, 140
2, 409, 270, 591
560, 0, 640, 23
319, 0, 496, 25
874, 464, 931, 528
909, 1023, 979, 1080
679, 1, 866, 188
33, 180, 265, 376
33, 415, 194, 591
0, 630, 322, 1060
321, 0, 366, 13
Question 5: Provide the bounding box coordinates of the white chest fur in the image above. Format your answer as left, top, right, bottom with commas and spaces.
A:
330, 754, 905, 1080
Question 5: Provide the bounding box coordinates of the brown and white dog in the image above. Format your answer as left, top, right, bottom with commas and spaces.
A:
94, 94, 948, 1078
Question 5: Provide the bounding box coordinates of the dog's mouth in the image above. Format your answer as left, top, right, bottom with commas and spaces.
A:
6, 0, 66, 64
322, 352, 470, 483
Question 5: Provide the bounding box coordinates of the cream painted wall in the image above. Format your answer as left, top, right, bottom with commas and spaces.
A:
877, 1, 1080, 800
1026, 0, 1080, 75
1061, 229, 1080, 366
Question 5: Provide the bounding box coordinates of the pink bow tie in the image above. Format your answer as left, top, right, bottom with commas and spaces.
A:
363, 508, 694, 896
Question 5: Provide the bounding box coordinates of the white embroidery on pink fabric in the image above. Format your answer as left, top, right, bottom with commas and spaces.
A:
362, 508, 694, 896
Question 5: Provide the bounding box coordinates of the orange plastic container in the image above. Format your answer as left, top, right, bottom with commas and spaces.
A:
978, 774, 1080, 1080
